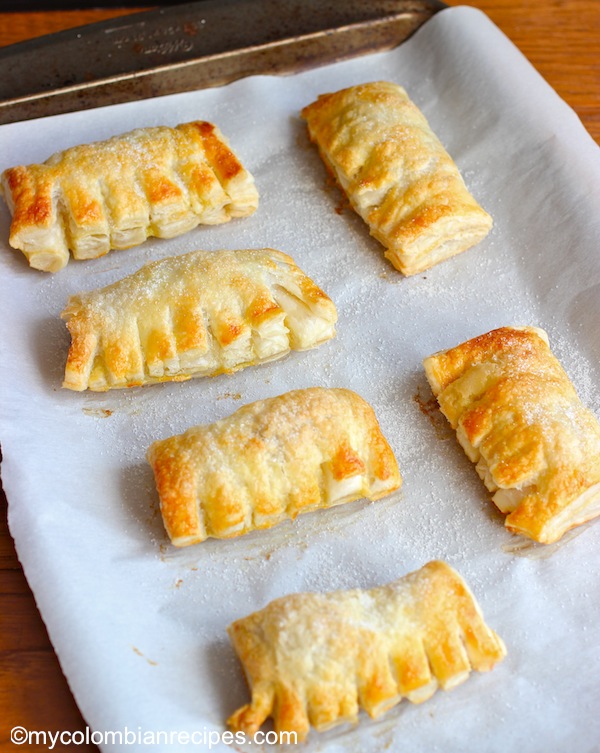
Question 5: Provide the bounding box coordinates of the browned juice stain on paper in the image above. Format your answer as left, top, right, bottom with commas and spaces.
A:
320, 173, 350, 215
132, 646, 158, 666
413, 390, 450, 440
82, 407, 113, 418
334, 194, 350, 215
244, 551, 272, 562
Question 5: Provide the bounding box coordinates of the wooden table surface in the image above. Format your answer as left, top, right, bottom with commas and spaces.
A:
0, 1, 598, 750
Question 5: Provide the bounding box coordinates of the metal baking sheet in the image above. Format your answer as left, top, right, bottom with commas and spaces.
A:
0, 0, 444, 123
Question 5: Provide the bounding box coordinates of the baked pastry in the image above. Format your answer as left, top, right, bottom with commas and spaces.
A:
62, 248, 337, 391
301, 81, 492, 276
227, 560, 506, 741
146, 387, 401, 546
0, 121, 258, 272
423, 326, 600, 544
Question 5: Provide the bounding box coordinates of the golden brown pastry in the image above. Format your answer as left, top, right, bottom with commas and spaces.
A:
227, 560, 506, 741
423, 326, 600, 544
62, 248, 337, 391
301, 81, 492, 276
0, 121, 258, 272
147, 387, 401, 546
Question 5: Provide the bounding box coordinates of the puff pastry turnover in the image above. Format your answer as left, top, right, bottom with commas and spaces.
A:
424, 326, 600, 544
227, 560, 506, 741
301, 81, 493, 276
62, 248, 337, 391
0, 121, 258, 272
146, 387, 401, 546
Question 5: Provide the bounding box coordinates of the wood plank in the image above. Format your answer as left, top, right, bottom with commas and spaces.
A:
0, 8, 152, 47
454, 0, 600, 142
0, 650, 97, 752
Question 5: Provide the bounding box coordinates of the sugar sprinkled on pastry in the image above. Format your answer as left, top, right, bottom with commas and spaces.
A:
61, 248, 337, 391
227, 560, 506, 741
423, 326, 600, 544
0, 121, 258, 272
146, 387, 402, 546
301, 81, 492, 276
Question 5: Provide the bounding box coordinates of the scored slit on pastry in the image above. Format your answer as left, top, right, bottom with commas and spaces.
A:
423, 326, 600, 544
227, 560, 506, 741
146, 387, 402, 546
301, 81, 493, 276
0, 121, 258, 272
61, 248, 337, 391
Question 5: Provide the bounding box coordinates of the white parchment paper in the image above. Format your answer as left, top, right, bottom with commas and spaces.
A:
1, 7, 599, 752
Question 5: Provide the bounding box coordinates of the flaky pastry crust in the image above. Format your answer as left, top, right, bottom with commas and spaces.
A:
424, 326, 600, 543
61, 248, 337, 391
146, 387, 401, 546
301, 81, 492, 276
227, 560, 506, 741
1, 121, 258, 272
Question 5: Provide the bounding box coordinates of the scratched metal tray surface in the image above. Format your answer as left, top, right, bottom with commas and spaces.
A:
0, 0, 445, 123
